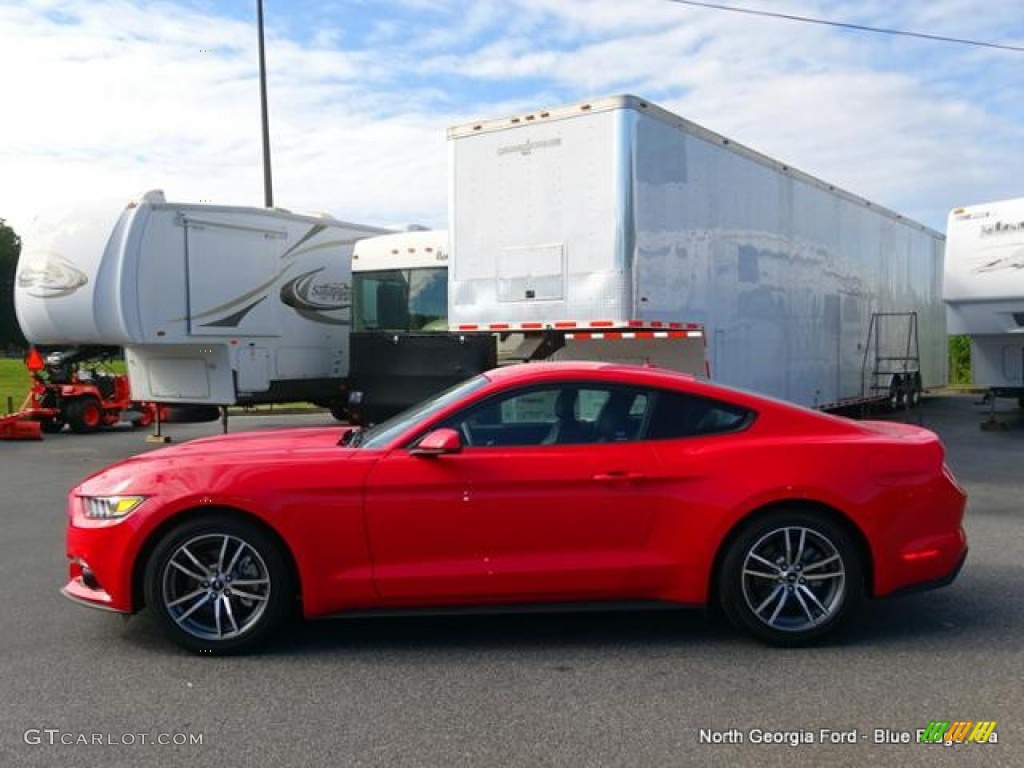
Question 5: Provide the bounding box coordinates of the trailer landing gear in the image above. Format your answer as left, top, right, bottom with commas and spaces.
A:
979, 391, 1013, 431
145, 405, 172, 443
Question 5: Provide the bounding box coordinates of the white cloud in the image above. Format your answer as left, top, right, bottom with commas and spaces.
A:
0, 0, 1021, 237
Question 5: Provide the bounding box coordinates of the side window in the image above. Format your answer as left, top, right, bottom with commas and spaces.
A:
353, 270, 409, 331
408, 268, 447, 331
594, 390, 648, 443
646, 390, 753, 440
439, 384, 649, 447
499, 389, 559, 425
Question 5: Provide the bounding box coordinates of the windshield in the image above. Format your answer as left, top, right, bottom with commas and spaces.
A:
353, 267, 448, 332
358, 374, 489, 449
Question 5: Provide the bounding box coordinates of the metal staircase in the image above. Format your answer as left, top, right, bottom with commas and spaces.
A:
861, 312, 921, 410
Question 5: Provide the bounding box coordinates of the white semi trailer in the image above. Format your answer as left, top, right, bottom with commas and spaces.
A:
944, 197, 1024, 403
351, 94, 946, 415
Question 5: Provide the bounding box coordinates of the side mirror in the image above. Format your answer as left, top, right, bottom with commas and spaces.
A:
411, 428, 463, 457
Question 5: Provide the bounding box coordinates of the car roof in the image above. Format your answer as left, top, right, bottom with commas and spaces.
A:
482, 361, 705, 391
483, 360, 673, 382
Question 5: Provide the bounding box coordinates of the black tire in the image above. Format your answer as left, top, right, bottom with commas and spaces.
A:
65, 396, 103, 433
40, 419, 65, 434
887, 376, 905, 411
143, 515, 294, 654
161, 404, 221, 423
329, 401, 348, 422
718, 510, 864, 646
908, 376, 922, 408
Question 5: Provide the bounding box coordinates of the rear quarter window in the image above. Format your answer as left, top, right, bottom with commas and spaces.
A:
646, 390, 755, 440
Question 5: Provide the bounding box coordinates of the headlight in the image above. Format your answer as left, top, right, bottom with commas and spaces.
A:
81, 496, 147, 520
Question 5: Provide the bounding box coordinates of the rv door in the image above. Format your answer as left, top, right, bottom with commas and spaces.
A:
183, 215, 286, 337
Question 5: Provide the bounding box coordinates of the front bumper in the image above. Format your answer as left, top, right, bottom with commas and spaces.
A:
64, 501, 144, 614
61, 580, 125, 613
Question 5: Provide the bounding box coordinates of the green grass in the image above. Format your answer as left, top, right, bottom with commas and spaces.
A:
0, 356, 128, 414
0, 358, 35, 413
0, 357, 322, 415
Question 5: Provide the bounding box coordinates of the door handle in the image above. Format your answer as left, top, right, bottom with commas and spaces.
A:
592, 471, 646, 482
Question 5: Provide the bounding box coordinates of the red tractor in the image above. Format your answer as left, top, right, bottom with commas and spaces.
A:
23, 347, 156, 434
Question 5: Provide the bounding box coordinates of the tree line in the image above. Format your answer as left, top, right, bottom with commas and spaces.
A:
1, 219, 27, 352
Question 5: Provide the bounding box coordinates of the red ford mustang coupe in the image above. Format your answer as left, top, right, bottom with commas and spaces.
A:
63, 362, 967, 653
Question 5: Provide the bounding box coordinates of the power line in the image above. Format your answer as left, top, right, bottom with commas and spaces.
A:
667, 0, 1024, 53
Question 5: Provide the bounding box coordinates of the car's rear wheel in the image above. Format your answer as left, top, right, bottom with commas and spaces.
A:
144, 516, 294, 654
718, 510, 863, 646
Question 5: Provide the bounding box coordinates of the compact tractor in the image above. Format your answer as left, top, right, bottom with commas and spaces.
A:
20, 347, 155, 434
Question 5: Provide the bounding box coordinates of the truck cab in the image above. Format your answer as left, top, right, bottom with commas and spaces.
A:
352, 229, 449, 333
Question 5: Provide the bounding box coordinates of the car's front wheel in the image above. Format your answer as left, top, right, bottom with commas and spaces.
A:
718, 510, 863, 646
144, 516, 294, 654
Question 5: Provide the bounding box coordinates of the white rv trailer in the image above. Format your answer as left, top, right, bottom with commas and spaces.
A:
944, 197, 1024, 401
15, 190, 390, 409
447, 95, 946, 410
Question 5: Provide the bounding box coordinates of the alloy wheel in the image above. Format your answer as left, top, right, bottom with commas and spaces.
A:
160, 532, 272, 641
739, 525, 846, 634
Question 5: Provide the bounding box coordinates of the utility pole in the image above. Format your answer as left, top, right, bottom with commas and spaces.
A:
257, 0, 274, 208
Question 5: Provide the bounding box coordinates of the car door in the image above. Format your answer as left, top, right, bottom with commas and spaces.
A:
363, 383, 668, 602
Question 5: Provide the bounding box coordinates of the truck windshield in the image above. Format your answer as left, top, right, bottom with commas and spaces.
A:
353, 267, 447, 332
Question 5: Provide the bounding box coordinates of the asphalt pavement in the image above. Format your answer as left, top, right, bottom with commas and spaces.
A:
1, 395, 1021, 768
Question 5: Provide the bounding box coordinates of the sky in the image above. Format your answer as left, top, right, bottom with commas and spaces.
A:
0, 0, 1022, 236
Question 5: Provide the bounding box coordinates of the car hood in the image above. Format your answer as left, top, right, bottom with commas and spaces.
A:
149, 425, 359, 457
73, 426, 364, 496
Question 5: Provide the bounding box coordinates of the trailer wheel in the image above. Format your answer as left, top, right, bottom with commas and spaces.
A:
65, 396, 103, 434
718, 510, 864, 646
143, 515, 294, 654
887, 376, 905, 411
907, 374, 923, 408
